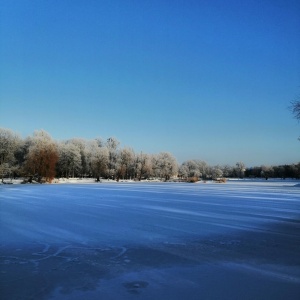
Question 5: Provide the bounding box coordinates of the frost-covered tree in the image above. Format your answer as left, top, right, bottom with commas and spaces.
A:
178, 164, 189, 179
211, 166, 223, 180
151, 154, 163, 179
195, 160, 208, 179
90, 146, 109, 182
179, 159, 208, 179
67, 138, 90, 177
24, 130, 58, 182
57, 142, 82, 178
116, 147, 135, 180
0, 128, 20, 182
235, 162, 246, 178
154, 152, 178, 181
221, 164, 234, 178
135, 152, 152, 180
95, 137, 105, 148
106, 137, 120, 179
181, 160, 201, 178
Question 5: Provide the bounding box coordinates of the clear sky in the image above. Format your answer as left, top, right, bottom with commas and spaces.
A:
1, 0, 299, 166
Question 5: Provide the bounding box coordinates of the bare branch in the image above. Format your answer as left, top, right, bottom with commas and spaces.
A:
291, 100, 300, 120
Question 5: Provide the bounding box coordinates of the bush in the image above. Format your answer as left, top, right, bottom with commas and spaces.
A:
215, 178, 227, 183
187, 177, 199, 183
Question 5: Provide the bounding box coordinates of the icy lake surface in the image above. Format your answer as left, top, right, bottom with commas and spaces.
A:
1, 180, 300, 299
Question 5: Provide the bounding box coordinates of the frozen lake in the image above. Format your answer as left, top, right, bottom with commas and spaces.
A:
1, 180, 300, 299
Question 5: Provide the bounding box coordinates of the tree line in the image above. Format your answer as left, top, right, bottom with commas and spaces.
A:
0, 128, 178, 183
0, 128, 299, 183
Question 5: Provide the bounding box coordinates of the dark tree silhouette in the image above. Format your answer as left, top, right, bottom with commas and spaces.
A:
291, 100, 300, 120
291, 99, 300, 141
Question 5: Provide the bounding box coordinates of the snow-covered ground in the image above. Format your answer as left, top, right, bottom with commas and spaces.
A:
1, 180, 300, 299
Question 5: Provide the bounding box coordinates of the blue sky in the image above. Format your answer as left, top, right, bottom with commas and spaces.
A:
1, 0, 299, 166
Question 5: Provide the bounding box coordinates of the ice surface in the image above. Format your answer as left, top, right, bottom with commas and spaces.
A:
0, 180, 300, 299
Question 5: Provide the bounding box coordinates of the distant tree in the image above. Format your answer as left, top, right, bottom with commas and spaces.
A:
14, 138, 29, 171
235, 162, 246, 178
260, 165, 274, 180
0, 128, 20, 182
57, 142, 82, 178
245, 166, 261, 178
85, 140, 97, 177
90, 146, 109, 182
106, 137, 120, 179
221, 164, 234, 178
284, 164, 300, 179
182, 160, 201, 178
154, 152, 178, 181
68, 138, 89, 177
92, 137, 102, 148
116, 147, 135, 180
179, 159, 208, 180
178, 164, 189, 179
135, 152, 152, 180
211, 166, 223, 180
24, 130, 58, 183
273, 165, 285, 179
194, 160, 208, 179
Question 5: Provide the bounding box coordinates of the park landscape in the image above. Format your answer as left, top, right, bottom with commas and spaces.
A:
1, 1, 300, 299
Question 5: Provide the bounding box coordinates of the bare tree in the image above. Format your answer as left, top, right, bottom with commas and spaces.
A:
291, 99, 300, 140
291, 99, 300, 120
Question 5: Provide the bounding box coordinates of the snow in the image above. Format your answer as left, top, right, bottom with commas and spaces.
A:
1, 180, 300, 299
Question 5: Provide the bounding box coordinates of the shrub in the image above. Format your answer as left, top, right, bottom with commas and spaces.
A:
187, 176, 199, 183
215, 178, 227, 183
